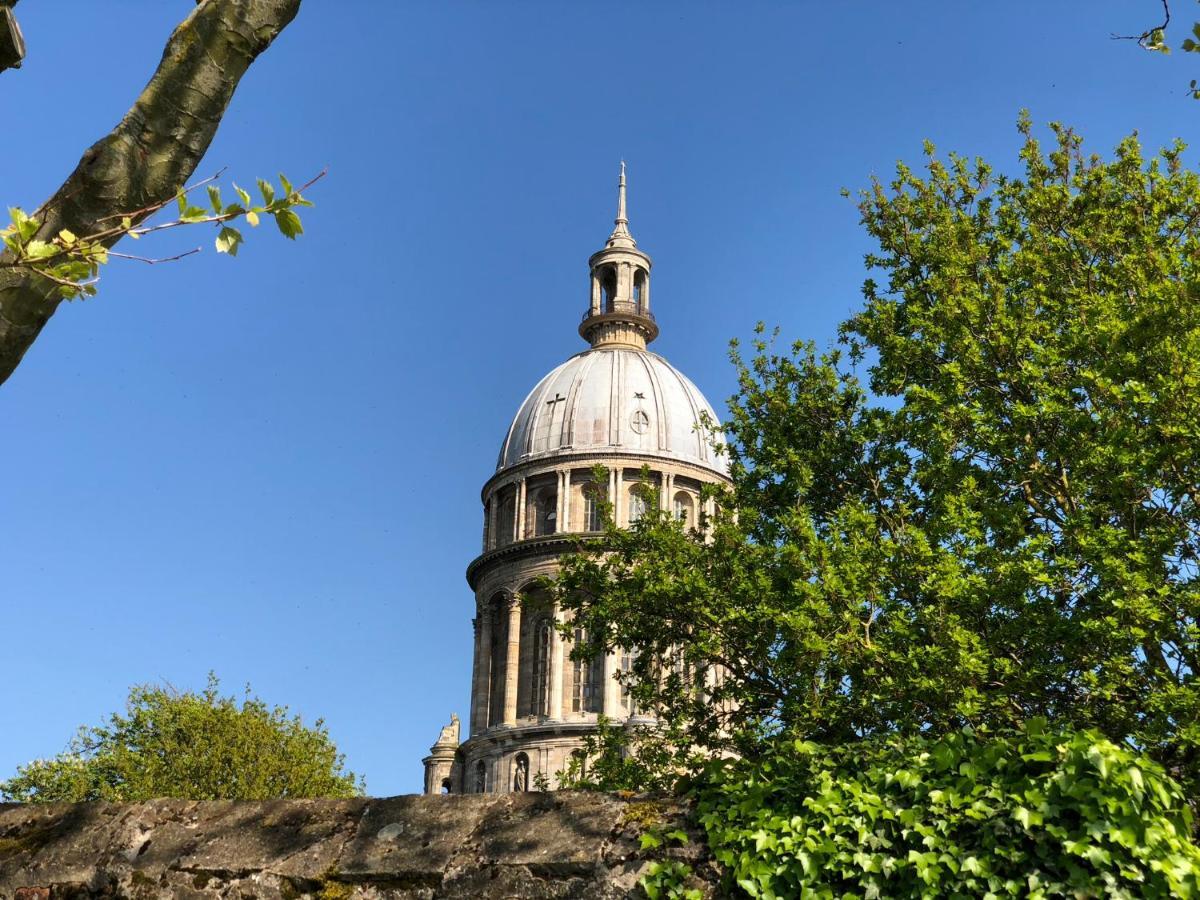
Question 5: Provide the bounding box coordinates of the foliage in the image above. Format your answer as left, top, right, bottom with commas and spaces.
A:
0, 170, 319, 300
553, 119, 1200, 795
554, 714, 693, 793
640, 860, 702, 900
0, 673, 363, 802
695, 724, 1200, 899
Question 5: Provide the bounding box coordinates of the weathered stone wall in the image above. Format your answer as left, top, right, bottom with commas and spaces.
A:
0, 793, 718, 898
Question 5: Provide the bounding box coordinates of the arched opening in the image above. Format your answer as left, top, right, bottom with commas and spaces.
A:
583, 482, 605, 532
620, 647, 639, 715
474, 760, 487, 794
633, 268, 647, 309
568, 626, 604, 714
628, 485, 650, 523
513, 753, 530, 792
497, 489, 516, 546
487, 595, 508, 728
673, 491, 694, 525
440, 778, 451, 794
518, 587, 554, 718
533, 488, 557, 536
600, 266, 617, 311
532, 618, 553, 717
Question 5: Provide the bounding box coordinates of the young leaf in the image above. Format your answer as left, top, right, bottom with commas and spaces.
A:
215, 226, 243, 257
274, 209, 303, 239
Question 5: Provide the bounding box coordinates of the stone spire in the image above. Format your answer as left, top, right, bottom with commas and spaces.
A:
606, 161, 635, 249
581, 164, 657, 349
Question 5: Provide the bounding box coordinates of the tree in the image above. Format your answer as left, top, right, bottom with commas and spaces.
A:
0, 0, 302, 387
554, 117, 1200, 796
0, 674, 363, 802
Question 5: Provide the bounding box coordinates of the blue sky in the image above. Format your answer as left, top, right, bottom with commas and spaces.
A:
2, 2, 1198, 796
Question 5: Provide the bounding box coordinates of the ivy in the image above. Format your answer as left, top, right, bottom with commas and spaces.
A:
695, 724, 1200, 899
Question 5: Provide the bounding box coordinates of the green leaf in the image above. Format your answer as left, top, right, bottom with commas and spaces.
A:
234, 184, 252, 207
215, 226, 243, 257
274, 209, 303, 240
257, 178, 276, 205
207, 185, 222, 213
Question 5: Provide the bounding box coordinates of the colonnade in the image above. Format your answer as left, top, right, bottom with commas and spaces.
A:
483, 464, 715, 550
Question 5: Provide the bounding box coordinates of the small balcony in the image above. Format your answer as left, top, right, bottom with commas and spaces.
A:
581, 301, 655, 324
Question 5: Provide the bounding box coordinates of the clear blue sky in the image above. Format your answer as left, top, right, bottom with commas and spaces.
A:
2, 2, 1197, 797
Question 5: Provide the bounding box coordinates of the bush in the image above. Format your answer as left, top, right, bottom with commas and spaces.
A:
695, 723, 1200, 898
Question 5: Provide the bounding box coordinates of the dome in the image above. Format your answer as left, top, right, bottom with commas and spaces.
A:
496, 346, 727, 475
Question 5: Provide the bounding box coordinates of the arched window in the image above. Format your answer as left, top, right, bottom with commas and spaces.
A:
600, 266, 617, 311
570, 627, 605, 713
534, 489, 557, 536
498, 493, 516, 546
487, 597, 507, 727
474, 760, 487, 794
629, 487, 648, 523
583, 484, 605, 532
440, 778, 451, 794
633, 269, 647, 308
532, 619, 553, 718
513, 753, 530, 792
673, 491, 694, 525
619, 647, 639, 714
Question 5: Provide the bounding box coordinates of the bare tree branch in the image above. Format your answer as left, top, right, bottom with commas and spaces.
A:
0, 0, 302, 387
1112, 0, 1171, 48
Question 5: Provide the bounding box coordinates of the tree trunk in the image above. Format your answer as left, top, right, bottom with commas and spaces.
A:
0, 0, 302, 387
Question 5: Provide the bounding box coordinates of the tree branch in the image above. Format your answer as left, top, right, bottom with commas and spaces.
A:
0, 0, 302, 387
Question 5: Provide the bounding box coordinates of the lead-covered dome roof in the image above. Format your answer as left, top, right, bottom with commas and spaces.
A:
496, 347, 726, 475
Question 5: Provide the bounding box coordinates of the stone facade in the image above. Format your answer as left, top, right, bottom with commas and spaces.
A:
424, 167, 730, 795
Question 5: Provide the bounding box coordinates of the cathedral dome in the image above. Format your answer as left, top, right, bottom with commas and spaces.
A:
496, 346, 726, 475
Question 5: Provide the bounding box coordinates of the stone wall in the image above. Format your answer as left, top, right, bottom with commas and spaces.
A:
0, 793, 718, 898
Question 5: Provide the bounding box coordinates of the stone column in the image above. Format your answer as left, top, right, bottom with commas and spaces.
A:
554, 471, 566, 534
590, 273, 601, 314
503, 599, 521, 724
561, 470, 572, 533
487, 495, 498, 550
472, 610, 492, 734
660, 471, 671, 511
516, 479, 527, 541
610, 468, 621, 526
643, 273, 651, 312
602, 650, 620, 718
548, 605, 565, 720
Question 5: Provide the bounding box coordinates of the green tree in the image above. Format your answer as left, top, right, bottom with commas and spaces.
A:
554, 117, 1200, 795
0, 0, 303, 387
0, 674, 363, 802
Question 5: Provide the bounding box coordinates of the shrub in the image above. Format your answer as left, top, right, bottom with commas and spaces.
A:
696, 722, 1200, 899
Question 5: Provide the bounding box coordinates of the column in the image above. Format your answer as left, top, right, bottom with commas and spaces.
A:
602, 650, 621, 718
590, 274, 601, 315
660, 471, 672, 511
516, 479, 527, 541
472, 611, 492, 734
548, 605, 565, 720
610, 467, 621, 526
562, 469, 572, 532
503, 598, 521, 724
487, 496, 498, 550
555, 470, 566, 534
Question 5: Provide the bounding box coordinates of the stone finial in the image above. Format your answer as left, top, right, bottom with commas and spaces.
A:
606, 161, 636, 249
